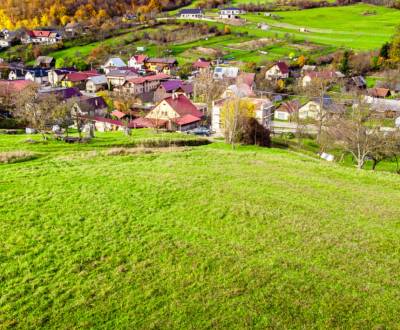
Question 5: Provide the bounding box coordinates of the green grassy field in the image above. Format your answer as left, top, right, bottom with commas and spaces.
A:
244, 4, 400, 50
1, 131, 400, 328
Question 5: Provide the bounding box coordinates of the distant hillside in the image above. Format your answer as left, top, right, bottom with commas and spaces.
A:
0, 0, 191, 29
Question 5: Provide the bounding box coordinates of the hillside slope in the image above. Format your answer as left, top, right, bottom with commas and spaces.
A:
1, 134, 400, 328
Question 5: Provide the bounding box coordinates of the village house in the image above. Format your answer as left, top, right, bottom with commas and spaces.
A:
154, 80, 193, 103
64, 22, 82, 36
178, 9, 204, 19
365, 96, 400, 118
274, 100, 301, 121
192, 58, 212, 74
8, 67, 26, 80
145, 58, 178, 75
102, 57, 127, 74
128, 55, 148, 70
213, 66, 240, 80
86, 75, 108, 93
39, 87, 82, 101
21, 30, 62, 45
48, 69, 75, 87
61, 71, 100, 89
219, 7, 245, 19
265, 62, 289, 80
122, 73, 170, 96
212, 97, 274, 136
25, 68, 49, 85
222, 83, 255, 99
0, 29, 18, 48
237, 72, 256, 90
0, 79, 32, 104
145, 94, 204, 131
35, 56, 56, 69
367, 87, 391, 98
298, 96, 343, 120
302, 70, 344, 87
106, 69, 139, 89
347, 76, 367, 90
71, 96, 108, 117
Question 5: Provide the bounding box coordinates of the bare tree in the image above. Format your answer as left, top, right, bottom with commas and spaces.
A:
13, 84, 71, 140
325, 94, 378, 169
193, 70, 228, 117
297, 76, 337, 144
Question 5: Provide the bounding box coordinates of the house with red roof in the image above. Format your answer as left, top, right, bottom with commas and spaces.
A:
61, 71, 100, 89
145, 94, 203, 131
122, 73, 170, 96
128, 55, 148, 70
265, 61, 289, 80
193, 59, 211, 73
21, 30, 62, 45
0, 80, 32, 102
302, 70, 344, 87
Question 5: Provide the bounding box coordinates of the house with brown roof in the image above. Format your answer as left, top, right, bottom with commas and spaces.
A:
274, 100, 301, 121
122, 73, 170, 96
265, 62, 289, 80
145, 94, 203, 131
145, 58, 178, 75
154, 80, 193, 103
302, 70, 344, 87
367, 87, 391, 98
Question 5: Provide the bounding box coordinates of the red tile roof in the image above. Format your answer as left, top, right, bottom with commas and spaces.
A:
0, 80, 32, 95
65, 71, 100, 82
28, 30, 52, 37
276, 61, 289, 74
193, 60, 211, 69
368, 87, 390, 98
174, 114, 201, 126
132, 55, 148, 64
238, 72, 255, 88
111, 110, 127, 119
164, 94, 203, 118
126, 73, 170, 84
130, 117, 167, 128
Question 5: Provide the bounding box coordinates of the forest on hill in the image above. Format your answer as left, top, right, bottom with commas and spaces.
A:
0, 0, 191, 29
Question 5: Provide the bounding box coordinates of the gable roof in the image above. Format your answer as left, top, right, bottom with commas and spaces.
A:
35, 56, 54, 65
179, 9, 203, 15
367, 87, 390, 98
65, 71, 100, 82
174, 114, 202, 126
39, 87, 82, 100
130, 55, 148, 64
275, 61, 289, 74
164, 94, 203, 118
126, 73, 170, 84
104, 57, 127, 68
277, 100, 301, 114
0, 80, 32, 95
193, 60, 211, 69
146, 58, 177, 65
88, 75, 108, 85
238, 72, 255, 87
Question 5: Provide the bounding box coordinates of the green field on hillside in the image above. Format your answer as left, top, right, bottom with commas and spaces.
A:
1, 131, 400, 328
244, 4, 400, 50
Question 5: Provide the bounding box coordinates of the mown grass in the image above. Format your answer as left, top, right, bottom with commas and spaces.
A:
244, 4, 400, 50
1, 131, 400, 328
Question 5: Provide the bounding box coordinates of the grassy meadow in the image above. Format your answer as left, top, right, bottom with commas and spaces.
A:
1, 131, 400, 328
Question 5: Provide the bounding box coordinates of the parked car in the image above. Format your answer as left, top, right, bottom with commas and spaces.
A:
187, 126, 211, 136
